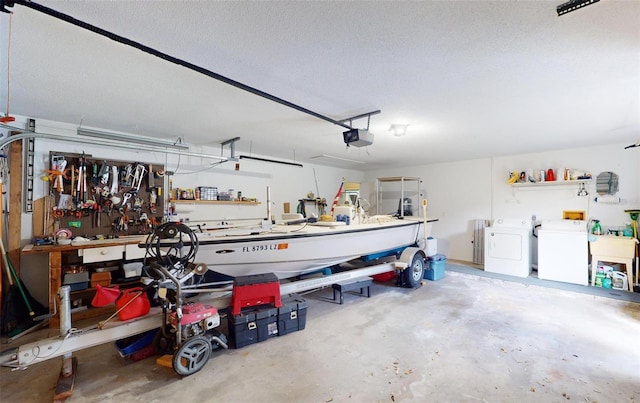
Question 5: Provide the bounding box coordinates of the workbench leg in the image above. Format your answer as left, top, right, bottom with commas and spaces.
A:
54, 286, 76, 402
50, 251, 62, 328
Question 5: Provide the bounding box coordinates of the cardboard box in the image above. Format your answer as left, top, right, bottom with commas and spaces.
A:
91, 272, 112, 288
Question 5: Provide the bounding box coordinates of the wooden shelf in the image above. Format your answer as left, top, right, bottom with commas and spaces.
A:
171, 200, 261, 205
510, 179, 591, 188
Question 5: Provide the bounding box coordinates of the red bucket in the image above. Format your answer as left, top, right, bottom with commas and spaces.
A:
115, 288, 150, 321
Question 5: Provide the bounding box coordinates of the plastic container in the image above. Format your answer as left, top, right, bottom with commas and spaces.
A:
426, 237, 437, 257
594, 272, 605, 287
277, 295, 308, 336
228, 311, 259, 348
423, 255, 447, 281
115, 329, 158, 358
611, 271, 628, 290
115, 288, 150, 321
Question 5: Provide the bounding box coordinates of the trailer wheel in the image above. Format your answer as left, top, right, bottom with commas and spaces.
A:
402, 250, 426, 288
172, 336, 212, 376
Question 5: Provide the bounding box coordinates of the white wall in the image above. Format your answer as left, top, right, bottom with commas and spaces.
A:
12, 116, 363, 304
490, 144, 638, 227
366, 143, 639, 263
363, 158, 493, 259
15, 116, 363, 241
8, 116, 639, 303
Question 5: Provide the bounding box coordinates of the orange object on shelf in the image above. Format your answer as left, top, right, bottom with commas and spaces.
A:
546, 168, 555, 181
90, 272, 112, 288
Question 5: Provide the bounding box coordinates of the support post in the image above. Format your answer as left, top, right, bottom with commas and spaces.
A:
54, 286, 76, 402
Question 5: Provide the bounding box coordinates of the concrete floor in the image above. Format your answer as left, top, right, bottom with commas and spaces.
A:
2, 270, 639, 402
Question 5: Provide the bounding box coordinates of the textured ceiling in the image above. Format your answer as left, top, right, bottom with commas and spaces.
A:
1, 1, 639, 169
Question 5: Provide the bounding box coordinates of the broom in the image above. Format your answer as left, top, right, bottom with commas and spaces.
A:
0, 174, 47, 334
1, 239, 19, 333
0, 240, 48, 335
0, 239, 27, 334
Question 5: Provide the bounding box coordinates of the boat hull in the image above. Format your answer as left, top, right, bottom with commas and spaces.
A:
194, 219, 424, 278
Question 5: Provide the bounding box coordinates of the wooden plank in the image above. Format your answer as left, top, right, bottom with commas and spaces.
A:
8, 139, 22, 274
32, 196, 52, 237
49, 251, 62, 328
53, 357, 77, 402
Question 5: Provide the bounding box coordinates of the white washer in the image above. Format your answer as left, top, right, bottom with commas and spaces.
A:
484, 219, 533, 278
537, 220, 588, 285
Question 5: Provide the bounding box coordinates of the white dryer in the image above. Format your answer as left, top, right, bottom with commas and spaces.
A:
537, 219, 588, 285
484, 219, 533, 278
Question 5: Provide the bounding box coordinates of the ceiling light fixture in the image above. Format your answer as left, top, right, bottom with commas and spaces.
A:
77, 127, 189, 150
624, 139, 640, 149
0, 123, 227, 161
310, 155, 365, 164
239, 155, 303, 168
556, 0, 600, 16
389, 124, 409, 137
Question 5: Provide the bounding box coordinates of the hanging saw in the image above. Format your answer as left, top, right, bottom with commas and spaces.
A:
99, 160, 109, 184
110, 165, 119, 195
132, 164, 147, 192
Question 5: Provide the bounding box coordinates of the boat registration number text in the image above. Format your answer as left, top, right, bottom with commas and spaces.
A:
242, 243, 288, 253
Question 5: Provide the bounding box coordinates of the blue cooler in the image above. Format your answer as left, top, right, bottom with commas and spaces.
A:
424, 254, 446, 281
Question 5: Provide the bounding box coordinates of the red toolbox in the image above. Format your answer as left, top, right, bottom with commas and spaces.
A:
231, 273, 281, 315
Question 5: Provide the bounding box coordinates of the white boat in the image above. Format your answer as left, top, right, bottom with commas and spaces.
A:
146, 215, 435, 283
190, 216, 430, 279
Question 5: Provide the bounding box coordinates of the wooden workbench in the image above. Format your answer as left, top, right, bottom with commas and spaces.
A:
22, 236, 147, 327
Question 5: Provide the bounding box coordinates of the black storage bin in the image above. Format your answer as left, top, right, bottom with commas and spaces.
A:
278, 295, 308, 336
228, 311, 258, 348
256, 307, 279, 341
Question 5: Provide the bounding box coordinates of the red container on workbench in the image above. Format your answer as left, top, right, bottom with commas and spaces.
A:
115, 288, 150, 321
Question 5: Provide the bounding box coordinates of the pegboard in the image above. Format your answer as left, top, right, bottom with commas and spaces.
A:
46, 151, 165, 239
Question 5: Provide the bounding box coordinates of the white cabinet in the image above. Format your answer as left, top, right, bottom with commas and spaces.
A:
125, 243, 147, 261
80, 246, 124, 263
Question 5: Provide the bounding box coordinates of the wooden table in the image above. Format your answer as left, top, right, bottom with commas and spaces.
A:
21, 236, 147, 327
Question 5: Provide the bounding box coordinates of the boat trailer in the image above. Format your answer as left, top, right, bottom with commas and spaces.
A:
1, 222, 428, 399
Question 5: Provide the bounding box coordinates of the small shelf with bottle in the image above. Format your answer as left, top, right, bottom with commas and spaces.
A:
170, 186, 260, 205
172, 199, 261, 205
510, 178, 592, 189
